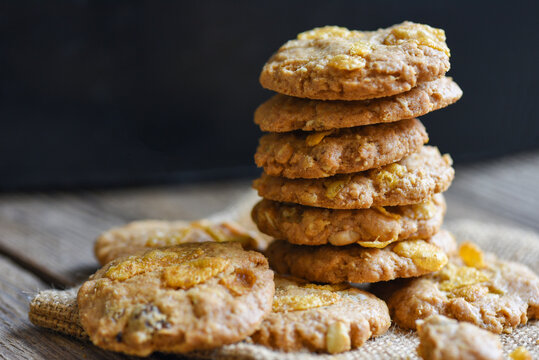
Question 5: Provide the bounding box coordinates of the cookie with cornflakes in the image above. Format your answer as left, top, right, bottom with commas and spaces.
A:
94, 219, 268, 266
255, 118, 428, 179
250, 276, 390, 353
253, 146, 454, 209
388, 242, 539, 333
260, 22, 450, 100
265, 230, 456, 284
78, 242, 274, 356
255, 77, 461, 132
252, 194, 445, 247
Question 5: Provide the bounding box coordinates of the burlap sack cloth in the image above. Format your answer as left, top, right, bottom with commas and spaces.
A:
29, 192, 539, 359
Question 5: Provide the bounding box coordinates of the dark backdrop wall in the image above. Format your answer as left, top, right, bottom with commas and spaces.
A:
1, 0, 538, 190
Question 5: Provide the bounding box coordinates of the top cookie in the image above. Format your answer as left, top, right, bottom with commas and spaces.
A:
94, 219, 269, 266
255, 77, 462, 132
388, 242, 539, 334
260, 22, 451, 100
250, 276, 390, 353
78, 242, 274, 356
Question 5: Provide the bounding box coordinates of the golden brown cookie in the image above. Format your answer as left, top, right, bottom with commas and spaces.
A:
266, 230, 456, 284
417, 315, 503, 360
78, 242, 274, 356
388, 242, 539, 334
250, 276, 390, 353
255, 118, 428, 179
255, 77, 462, 132
260, 22, 450, 100
252, 194, 445, 247
253, 146, 454, 209
94, 219, 269, 266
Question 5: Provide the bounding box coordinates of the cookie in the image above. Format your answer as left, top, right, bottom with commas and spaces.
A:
255, 118, 428, 179
266, 230, 456, 284
95, 219, 269, 266
417, 315, 503, 360
252, 194, 445, 247
78, 242, 274, 356
255, 77, 462, 132
388, 242, 539, 333
260, 22, 450, 100
250, 276, 390, 353
253, 146, 454, 209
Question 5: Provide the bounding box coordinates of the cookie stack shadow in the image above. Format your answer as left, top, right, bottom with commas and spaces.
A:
251, 23, 463, 285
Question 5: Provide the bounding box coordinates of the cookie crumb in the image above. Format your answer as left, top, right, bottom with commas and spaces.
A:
417, 315, 503, 360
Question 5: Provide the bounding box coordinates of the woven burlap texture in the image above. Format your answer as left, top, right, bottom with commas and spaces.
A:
28, 191, 539, 359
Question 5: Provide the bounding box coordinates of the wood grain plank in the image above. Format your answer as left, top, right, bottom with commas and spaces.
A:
448, 151, 539, 231
0, 254, 145, 360
87, 179, 252, 220
0, 180, 252, 287
0, 193, 128, 287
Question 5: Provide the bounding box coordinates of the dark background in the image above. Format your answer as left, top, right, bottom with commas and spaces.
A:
1, 0, 538, 191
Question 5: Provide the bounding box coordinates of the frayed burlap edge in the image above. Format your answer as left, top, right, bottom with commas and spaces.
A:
29, 287, 86, 339
28, 191, 539, 359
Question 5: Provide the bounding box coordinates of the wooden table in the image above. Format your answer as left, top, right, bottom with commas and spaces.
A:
1, 151, 538, 359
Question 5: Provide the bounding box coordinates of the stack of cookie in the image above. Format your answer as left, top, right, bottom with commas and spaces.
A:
252, 22, 463, 284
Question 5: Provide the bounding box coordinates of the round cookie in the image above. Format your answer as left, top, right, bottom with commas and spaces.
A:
255, 77, 462, 132
387, 242, 539, 334
416, 315, 503, 360
250, 276, 390, 353
78, 242, 275, 356
255, 118, 428, 179
265, 230, 456, 284
252, 194, 445, 247
95, 219, 268, 266
260, 22, 450, 100
253, 146, 454, 209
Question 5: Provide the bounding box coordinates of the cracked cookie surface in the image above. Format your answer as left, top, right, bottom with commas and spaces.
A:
266, 230, 456, 284
253, 146, 454, 209
255, 118, 428, 179
255, 77, 461, 132
78, 242, 274, 356
252, 194, 445, 247
260, 22, 450, 100
94, 219, 268, 266
250, 276, 390, 353
388, 243, 539, 334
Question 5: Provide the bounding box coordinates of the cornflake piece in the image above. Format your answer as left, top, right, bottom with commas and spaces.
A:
383, 22, 449, 56
393, 239, 448, 271
509, 347, 532, 360
459, 241, 486, 268
163, 257, 229, 289
106, 248, 204, 281
305, 130, 333, 146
